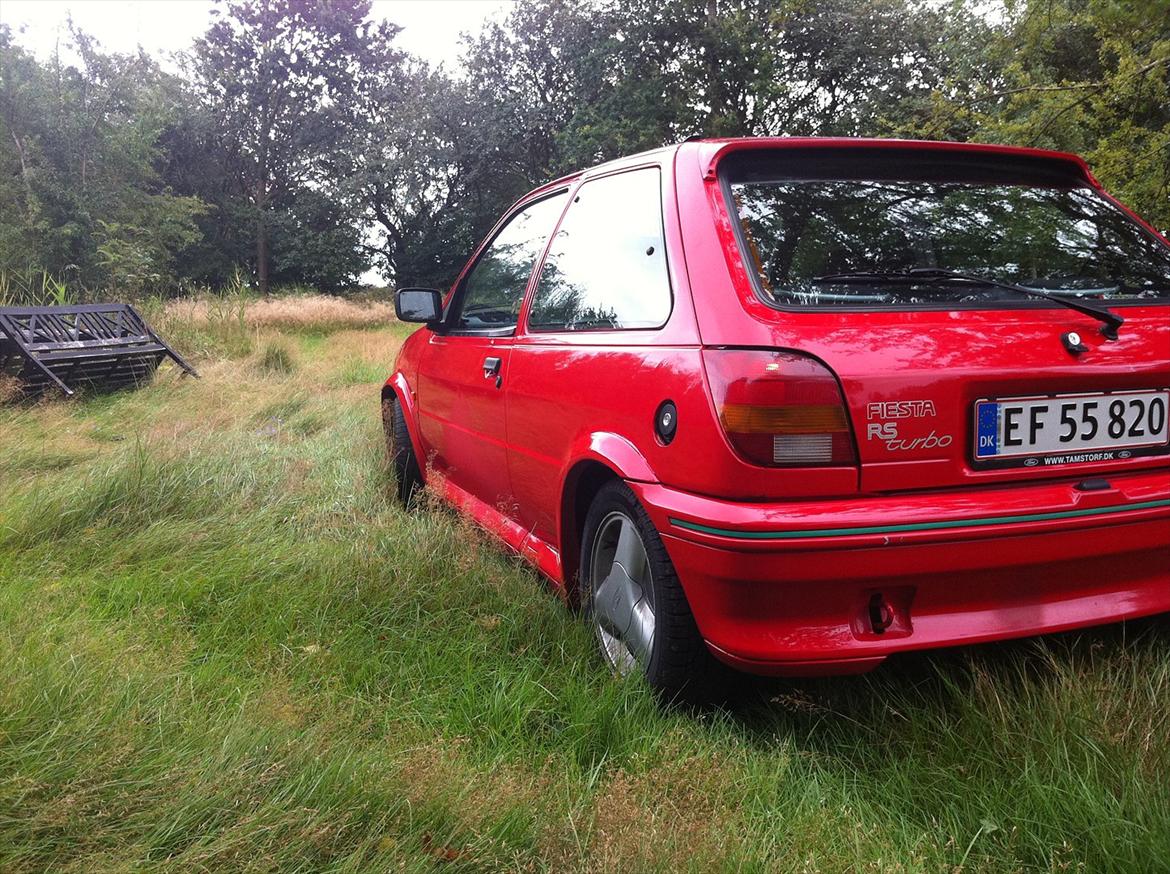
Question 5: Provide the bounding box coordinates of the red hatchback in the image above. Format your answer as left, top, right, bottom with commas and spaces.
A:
383, 138, 1170, 700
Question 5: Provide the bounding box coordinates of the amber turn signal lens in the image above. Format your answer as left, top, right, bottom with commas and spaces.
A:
720, 403, 850, 434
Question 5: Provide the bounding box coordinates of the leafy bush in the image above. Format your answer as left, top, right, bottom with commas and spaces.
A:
0, 268, 74, 306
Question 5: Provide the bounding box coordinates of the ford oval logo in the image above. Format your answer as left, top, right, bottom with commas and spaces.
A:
1119, 450, 1132, 458
1024, 457, 1039, 467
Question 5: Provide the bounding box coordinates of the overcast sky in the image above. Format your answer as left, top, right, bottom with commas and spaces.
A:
0, 0, 513, 69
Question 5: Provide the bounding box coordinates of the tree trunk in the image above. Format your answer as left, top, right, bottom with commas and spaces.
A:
257, 211, 270, 296
704, 0, 729, 136
256, 177, 270, 296
9, 131, 34, 214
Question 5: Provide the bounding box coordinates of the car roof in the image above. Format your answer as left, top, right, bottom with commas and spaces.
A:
516, 136, 1098, 209
521, 143, 680, 198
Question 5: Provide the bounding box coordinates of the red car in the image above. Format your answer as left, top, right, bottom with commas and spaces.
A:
383, 137, 1170, 700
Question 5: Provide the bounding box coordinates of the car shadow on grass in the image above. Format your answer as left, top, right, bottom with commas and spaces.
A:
723, 611, 1170, 740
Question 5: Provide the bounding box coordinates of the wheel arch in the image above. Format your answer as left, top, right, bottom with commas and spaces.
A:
557, 432, 659, 602
381, 373, 426, 479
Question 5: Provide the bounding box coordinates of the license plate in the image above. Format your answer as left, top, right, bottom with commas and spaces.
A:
974, 390, 1170, 468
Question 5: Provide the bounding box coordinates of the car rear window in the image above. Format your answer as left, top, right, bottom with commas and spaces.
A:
722, 148, 1170, 309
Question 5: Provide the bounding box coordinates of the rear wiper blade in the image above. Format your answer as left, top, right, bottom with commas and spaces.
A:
814, 267, 1124, 338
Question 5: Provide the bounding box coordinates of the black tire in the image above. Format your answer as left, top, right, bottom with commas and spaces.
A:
579, 479, 730, 704
382, 395, 423, 504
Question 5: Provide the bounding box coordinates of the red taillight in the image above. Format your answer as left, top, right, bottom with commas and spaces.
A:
703, 349, 857, 467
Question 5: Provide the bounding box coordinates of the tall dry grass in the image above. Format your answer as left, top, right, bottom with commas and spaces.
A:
134, 292, 401, 363
167, 293, 396, 332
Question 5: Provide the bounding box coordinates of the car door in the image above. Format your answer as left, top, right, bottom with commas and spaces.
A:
508, 167, 682, 548
416, 191, 568, 512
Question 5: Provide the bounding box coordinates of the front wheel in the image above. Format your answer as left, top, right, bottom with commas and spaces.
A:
382, 395, 423, 505
579, 480, 727, 703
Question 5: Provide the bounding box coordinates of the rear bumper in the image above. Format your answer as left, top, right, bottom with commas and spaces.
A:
631, 472, 1170, 676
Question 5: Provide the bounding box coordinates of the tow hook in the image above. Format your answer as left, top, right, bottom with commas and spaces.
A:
869, 593, 895, 634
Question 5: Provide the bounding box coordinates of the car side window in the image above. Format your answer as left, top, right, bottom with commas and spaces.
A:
450, 193, 568, 333
527, 167, 671, 331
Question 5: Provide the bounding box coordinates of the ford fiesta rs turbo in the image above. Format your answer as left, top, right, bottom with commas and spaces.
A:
383, 138, 1170, 701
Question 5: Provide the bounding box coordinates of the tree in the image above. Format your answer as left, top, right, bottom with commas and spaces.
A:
609, 0, 966, 138
458, 0, 973, 180
0, 24, 206, 294
906, 0, 1170, 231
460, 0, 624, 181
346, 57, 541, 290
4, 0, 1166, 297
267, 186, 367, 290
191, 0, 396, 293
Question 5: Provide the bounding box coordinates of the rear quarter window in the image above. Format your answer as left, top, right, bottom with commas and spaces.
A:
528, 167, 672, 331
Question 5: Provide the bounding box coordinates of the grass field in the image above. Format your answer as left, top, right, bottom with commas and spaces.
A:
1, 298, 1168, 872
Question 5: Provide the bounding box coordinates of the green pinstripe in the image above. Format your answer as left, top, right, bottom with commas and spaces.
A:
668, 498, 1170, 541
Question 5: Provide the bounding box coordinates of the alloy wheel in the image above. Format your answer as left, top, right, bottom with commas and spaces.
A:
589, 510, 656, 675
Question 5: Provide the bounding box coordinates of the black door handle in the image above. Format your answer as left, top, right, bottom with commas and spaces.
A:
482, 356, 501, 378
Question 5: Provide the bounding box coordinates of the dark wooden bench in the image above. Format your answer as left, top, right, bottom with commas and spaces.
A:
0, 303, 198, 396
